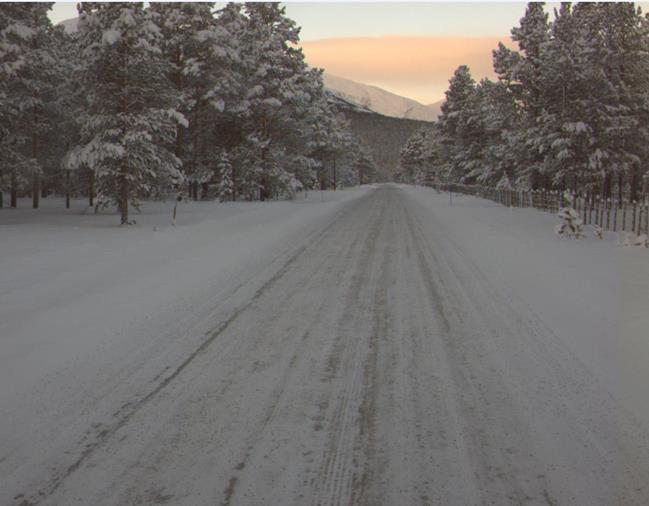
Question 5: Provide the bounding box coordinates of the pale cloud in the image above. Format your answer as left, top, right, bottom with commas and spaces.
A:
301, 36, 514, 104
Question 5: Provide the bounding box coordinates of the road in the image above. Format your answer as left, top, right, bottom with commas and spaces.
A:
8, 185, 649, 505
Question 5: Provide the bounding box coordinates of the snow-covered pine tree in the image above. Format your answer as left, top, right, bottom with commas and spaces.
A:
217, 150, 234, 202
399, 129, 429, 185
437, 65, 479, 183
306, 98, 354, 190
151, 3, 242, 201
496, 2, 550, 189
472, 79, 520, 187
534, 3, 587, 193
571, 3, 649, 202
150, 2, 216, 200
0, 3, 56, 208
50, 24, 84, 207
353, 145, 378, 186
209, 3, 252, 201
236, 2, 321, 200
70, 3, 186, 224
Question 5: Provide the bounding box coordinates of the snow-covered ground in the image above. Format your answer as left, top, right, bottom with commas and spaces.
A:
405, 185, 649, 425
1, 184, 648, 505
0, 188, 372, 503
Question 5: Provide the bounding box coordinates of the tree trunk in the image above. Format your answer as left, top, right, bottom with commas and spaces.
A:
10, 169, 17, 208
65, 169, 71, 209
618, 173, 624, 203
630, 169, 639, 203
32, 111, 39, 208
332, 153, 337, 190
232, 163, 237, 202
88, 169, 95, 207
32, 172, 40, 209
603, 173, 611, 200
120, 163, 129, 225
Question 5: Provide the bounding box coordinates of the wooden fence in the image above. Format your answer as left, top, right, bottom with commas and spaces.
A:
435, 184, 649, 236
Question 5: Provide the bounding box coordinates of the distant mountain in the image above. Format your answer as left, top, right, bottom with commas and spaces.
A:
323, 73, 442, 122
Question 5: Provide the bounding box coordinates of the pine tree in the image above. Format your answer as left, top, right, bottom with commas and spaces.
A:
0, 3, 56, 208
399, 129, 431, 184
236, 2, 324, 200
506, 2, 550, 188
306, 100, 354, 190
151, 3, 242, 201
437, 65, 481, 183
69, 3, 186, 224
353, 145, 378, 186
217, 150, 234, 202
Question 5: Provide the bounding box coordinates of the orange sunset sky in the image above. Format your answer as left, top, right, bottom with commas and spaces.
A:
301, 35, 513, 104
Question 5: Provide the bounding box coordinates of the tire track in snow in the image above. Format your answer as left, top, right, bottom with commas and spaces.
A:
402, 198, 546, 504
309, 194, 386, 506
401, 188, 649, 505
24, 191, 375, 505
218, 193, 381, 506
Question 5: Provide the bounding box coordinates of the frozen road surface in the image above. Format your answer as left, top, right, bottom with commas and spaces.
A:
3, 185, 649, 505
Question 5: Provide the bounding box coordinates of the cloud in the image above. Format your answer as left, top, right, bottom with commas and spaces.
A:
301, 35, 514, 104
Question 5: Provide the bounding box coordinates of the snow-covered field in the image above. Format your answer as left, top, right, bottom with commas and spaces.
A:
1, 184, 648, 505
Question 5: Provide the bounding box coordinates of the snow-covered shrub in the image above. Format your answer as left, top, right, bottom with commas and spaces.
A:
555, 207, 585, 238
592, 224, 603, 240
619, 232, 649, 248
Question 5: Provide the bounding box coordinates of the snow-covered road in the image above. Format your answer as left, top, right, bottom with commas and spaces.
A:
3, 185, 649, 505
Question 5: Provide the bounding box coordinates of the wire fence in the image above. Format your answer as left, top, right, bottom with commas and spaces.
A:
434, 183, 649, 236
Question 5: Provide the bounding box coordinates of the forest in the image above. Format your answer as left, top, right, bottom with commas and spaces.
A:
0, 2, 378, 223
400, 2, 649, 206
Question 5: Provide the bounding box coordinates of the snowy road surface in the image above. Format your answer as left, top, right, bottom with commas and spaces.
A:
2, 185, 649, 505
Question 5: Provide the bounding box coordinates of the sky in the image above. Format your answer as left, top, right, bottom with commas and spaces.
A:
46, 2, 645, 104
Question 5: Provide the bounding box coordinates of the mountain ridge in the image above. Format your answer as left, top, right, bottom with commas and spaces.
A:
322, 73, 442, 122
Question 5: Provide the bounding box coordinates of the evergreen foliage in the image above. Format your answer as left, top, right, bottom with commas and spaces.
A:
405, 2, 649, 203
1, 2, 365, 220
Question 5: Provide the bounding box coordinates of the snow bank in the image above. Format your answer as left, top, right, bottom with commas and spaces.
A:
404, 185, 649, 425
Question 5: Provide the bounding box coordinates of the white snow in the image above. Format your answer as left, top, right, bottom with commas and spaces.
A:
405, 185, 649, 424
101, 28, 121, 45
0, 188, 372, 502
2, 184, 648, 505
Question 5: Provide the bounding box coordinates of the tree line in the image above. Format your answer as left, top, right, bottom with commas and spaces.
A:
0, 2, 377, 223
399, 2, 649, 204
